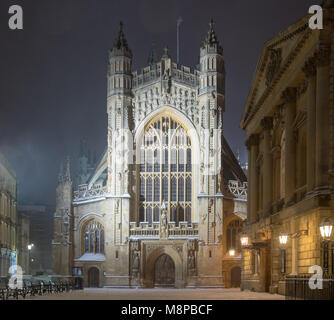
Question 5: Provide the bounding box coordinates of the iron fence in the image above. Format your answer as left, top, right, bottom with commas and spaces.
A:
0, 277, 83, 300
285, 274, 334, 300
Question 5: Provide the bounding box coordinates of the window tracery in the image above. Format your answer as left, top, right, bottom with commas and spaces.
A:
139, 116, 192, 225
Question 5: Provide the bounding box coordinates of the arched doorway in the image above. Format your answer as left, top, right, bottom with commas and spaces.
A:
88, 267, 100, 288
231, 266, 241, 288
154, 254, 175, 287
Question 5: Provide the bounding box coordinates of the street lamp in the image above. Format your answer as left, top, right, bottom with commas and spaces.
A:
27, 244, 34, 275
319, 218, 333, 274
319, 218, 333, 240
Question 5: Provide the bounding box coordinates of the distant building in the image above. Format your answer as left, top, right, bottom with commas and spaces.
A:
0, 152, 18, 277
240, 2, 334, 294
53, 21, 247, 288
17, 213, 30, 274
19, 205, 54, 275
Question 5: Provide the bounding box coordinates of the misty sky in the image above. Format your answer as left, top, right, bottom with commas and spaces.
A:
0, 0, 319, 205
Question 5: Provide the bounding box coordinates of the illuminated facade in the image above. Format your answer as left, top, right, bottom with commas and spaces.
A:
240, 3, 334, 294
52, 21, 247, 288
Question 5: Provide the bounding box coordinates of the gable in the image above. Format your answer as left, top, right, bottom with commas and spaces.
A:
240, 15, 313, 130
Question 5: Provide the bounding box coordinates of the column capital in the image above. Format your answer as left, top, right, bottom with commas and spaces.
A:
281, 87, 297, 104
302, 57, 316, 78
261, 117, 273, 131
315, 44, 331, 67
246, 134, 259, 150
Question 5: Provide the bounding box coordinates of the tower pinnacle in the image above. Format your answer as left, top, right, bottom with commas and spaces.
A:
162, 46, 170, 59
111, 21, 132, 57
147, 42, 158, 68
201, 19, 223, 55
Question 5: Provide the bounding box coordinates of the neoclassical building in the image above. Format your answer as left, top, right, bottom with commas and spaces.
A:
240, 2, 334, 294
52, 21, 247, 288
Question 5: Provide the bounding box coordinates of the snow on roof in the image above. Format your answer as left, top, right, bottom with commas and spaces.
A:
74, 253, 106, 262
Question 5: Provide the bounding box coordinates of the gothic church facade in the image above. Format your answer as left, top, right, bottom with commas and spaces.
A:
52, 22, 247, 288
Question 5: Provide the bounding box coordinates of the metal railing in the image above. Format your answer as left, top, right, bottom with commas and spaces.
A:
285, 274, 334, 300
0, 278, 83, 300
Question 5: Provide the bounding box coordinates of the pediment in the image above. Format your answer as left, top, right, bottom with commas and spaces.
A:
241, 15, 312, 129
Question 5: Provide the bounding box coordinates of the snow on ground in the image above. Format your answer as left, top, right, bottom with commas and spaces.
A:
23, 288, 285, 300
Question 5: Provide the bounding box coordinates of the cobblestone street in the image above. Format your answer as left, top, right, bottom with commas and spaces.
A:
24, 288, 285, 300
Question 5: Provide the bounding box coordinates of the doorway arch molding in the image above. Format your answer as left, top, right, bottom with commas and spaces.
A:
143, 245, 185, 288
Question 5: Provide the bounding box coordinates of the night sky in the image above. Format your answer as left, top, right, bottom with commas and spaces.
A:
0, 0, 319, 205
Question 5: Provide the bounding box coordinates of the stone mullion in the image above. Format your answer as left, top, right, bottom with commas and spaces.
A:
168, 139, 171, 222
159, 147, 163, 206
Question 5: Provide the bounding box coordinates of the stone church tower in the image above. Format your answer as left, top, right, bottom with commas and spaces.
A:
52, 21, 247, 288
52, 158, 73, 276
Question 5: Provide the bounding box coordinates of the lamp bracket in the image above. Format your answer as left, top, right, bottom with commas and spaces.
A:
291, 230, 308, 239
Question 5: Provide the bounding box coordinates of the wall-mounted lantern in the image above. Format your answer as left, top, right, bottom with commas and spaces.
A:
240, 236, 249, 247
279, 232, 288, 245
320, 218, 333, 241
229, 249, 236, 257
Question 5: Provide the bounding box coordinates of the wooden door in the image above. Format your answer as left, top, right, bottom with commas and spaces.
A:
88, 267, 99, 288
231, 266, 241, 287
154, 254, 175, 287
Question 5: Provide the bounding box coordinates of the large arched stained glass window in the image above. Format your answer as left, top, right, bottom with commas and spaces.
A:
84, 221, 105, 254
139, 116, 192, 225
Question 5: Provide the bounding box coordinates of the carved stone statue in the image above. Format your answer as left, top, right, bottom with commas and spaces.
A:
162, 68, 172, 95
188, 251, 195, 271
132, 253, 140, 273
160, 201, 168, 239
266, 48, 282, 87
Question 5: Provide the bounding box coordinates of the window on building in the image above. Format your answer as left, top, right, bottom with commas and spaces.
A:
226, 219, 242, 253
138, 115, 192, 225
251, 250, 256, 274
298, 132, 307, 188
84, 221, 105, 254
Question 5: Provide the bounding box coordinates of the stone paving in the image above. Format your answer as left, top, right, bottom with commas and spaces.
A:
24, 288, 285, 300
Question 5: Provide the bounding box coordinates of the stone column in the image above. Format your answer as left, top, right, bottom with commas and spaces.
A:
315, 44, 331, 191
281, 88, 297, 206
246, 142, 252, 222
302, 57, 317, 193
246, 134, 259, 223
261, 117, 273, 217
